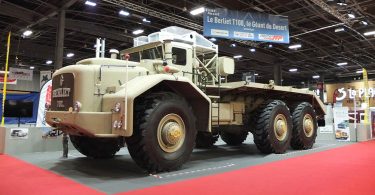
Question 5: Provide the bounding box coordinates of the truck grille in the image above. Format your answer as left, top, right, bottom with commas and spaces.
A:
51, 73, 75, 111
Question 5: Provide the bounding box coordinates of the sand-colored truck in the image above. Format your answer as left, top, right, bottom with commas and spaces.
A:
46, 26, 326, 172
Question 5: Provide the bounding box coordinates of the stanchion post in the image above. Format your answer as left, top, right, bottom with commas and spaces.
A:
1, 32, 11, 127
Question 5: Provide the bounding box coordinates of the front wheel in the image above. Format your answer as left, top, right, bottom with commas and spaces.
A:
125, 92, 197, 173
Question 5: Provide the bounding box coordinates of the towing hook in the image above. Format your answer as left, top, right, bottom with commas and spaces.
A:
52, 117, 61, 123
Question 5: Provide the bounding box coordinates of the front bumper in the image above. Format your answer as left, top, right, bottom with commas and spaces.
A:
46, 111, 112, 136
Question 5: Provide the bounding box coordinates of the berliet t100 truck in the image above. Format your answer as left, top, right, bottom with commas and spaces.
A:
46, 26, 325, 173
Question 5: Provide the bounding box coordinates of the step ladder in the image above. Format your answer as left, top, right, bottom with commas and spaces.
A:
209, 95, 220, 128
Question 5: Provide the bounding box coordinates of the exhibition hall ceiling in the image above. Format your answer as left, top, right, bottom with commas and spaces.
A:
0, 0, 375, 84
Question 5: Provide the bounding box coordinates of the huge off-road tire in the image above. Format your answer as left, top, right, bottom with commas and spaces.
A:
125, 92, 197, 173
291, 102, 317, 150
220, 130, 248, 146
253, 100, 292, 154
69, 135, 122, 159
195, 132, 218, 148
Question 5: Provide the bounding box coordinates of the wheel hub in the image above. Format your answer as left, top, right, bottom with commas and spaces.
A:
303, 114, 314, 137
162, 122, 182, 145
157, 114, 186, 153
274, 114, 288, 141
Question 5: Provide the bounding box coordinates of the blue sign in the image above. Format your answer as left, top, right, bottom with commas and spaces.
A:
204, 8, 289, 44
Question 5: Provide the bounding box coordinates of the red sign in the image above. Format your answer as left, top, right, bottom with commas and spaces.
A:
0, 76, 17, 85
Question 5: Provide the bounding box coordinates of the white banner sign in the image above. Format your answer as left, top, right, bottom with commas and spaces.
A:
40, 70, 52, 89
333, 107, 350, 141
36, 80, 52, 127
9, 67, 33, 81
319, 125, 334, 134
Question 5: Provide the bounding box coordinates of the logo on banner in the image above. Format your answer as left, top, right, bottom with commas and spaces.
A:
258, 34, 284, 42
40, 70, 52, 89
335, 87, 375, 101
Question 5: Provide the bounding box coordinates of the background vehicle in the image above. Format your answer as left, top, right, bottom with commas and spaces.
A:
46, 26, 325, 173
335, 130, 349, 140
337, 120, 349, 129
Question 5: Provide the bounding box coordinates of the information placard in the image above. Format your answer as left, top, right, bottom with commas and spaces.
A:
204, 8, 289, 43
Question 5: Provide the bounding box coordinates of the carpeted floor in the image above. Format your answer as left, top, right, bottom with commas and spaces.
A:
1, 141, 375, 195
116, 141, 375, 195
0, 154, 104, 195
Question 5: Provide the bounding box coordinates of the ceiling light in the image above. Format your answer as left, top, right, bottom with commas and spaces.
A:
142, 18, 151, 23
337, 62, 348, 66
254, 73, 259, 76
364, 31, 375, 36
361, 21, 368, 26
334, 28, 345, 32
23, 30, 33, 37
288, 44, 302, 49
46, 60, 53, 65
230, 43, 236, 47
66, 53, 75, 58
356, 70, 363, 74
348, 13, 355, 19
250, 48, 256, 52
233, 55, 242, 59
312, 75, 320, 79
268, 44, 273, 48
30, 66, 35, 70
253, 6, 264, 12
119, 10, 130, 16
337, 3, 347, 6
289, 68, 298, 72
132, 29, 144, 35
209, 37, 217, 42
109, 49, 119, 54
190, 7, 205, 15
85, 1, 97, 6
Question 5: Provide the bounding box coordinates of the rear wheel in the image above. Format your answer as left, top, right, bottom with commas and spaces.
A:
253, 100, 292, 154
125, 92, 197, 173
69, 135, 122, 159
291, 102, 317, 150
220, 130, 248, 146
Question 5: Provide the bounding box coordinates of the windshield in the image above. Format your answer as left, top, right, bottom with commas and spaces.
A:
125, 46, 163, 62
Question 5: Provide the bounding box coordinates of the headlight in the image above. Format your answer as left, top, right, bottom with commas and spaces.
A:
74, 101, 82, 112
113, 102, 121, 113
117, 120, 123, 129
113, 120, 118, 128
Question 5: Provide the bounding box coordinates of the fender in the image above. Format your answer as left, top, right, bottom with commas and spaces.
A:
102, 74, 211, 137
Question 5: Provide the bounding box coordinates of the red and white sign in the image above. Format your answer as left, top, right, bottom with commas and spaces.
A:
258, 34, 284, 42
36, 80, 52, 127
9, 67, 33, 81
0, 76, 17, 85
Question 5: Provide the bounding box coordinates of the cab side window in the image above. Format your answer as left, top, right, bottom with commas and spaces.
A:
172, 47, 186, 66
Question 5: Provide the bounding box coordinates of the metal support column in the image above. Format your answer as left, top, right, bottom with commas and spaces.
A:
273, 64, 282, 86
54, 9, 65, 70
319, 75, 325, 103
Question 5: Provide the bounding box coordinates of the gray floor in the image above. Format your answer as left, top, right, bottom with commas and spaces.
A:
13, 135, 352, 194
